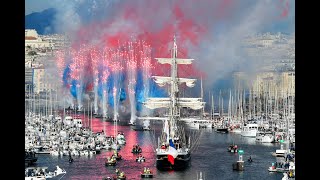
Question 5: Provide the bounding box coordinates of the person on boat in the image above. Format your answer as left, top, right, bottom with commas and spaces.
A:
284, 162, 289, 169
39, 169, 44, 175
69, 152, 73, 163
115, 169, 120, 175
113, 150, 118, 157
289, 170, 294, 177
165, 143, 169, 150
146, 168, 151, 174
234, 145, 238, 150
161, 143, 166, 150
143, 167, 147, 173
119, 171, 125, 178
112, 156, 117, 161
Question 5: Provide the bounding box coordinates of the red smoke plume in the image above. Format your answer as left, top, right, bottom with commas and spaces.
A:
68, 1, 237, 79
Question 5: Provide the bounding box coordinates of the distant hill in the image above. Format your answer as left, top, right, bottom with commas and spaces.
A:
25, 8, 57, 35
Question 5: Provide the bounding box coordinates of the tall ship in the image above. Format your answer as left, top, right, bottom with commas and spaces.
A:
142, 36, 205, 170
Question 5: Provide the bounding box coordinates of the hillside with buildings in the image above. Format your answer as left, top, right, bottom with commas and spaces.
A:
25, 29, 70, 95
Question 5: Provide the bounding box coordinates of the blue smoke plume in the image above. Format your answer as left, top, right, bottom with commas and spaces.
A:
97, 67, 127, 107
62, 64, 71, 87
70, 79, 78, 98
135, 70, 167, 111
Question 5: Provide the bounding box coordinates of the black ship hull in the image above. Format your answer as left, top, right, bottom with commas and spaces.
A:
216, 128, 229, 133
156, 154, 191, 170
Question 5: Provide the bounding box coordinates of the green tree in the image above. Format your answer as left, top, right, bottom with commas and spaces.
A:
28, 51, 37, 56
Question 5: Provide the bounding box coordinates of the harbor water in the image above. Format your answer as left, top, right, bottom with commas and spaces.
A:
35, 116, 283, 180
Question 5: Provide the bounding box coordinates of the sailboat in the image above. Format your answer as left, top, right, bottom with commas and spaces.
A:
216, 90, 228, 133
183, 77, 212, 129
142, 36, 205, 170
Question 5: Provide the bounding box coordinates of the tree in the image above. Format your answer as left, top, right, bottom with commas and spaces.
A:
28, 51, 37, 56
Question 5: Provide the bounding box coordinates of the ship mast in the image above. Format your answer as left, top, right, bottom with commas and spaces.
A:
142, 35, 205, 142
170, 36, 180, 135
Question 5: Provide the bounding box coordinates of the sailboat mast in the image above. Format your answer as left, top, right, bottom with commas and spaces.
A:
200, 76, 204, 119
90, 101, 93, 134
219, 90, 221, 117
243, 89, 246, 120
56, 90, 58, 116
211, 93, 214, 120
63, 97, 65, 118
50, 89, 53, 115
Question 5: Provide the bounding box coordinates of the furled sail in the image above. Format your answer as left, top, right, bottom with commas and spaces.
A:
153, 76, 196, 87
155, 58, 194, 65
143, 98, 171, 109
143, 97, 205, 110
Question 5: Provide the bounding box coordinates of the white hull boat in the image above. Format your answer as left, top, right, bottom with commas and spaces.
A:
241, 123, 258, 137
256, 132, 275, 143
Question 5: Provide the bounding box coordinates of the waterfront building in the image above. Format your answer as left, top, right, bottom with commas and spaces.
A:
25, 29, 53, 49
32, 68, 59, 94
25, 67, 33, 93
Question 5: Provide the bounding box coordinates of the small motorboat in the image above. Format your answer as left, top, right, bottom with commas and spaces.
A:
112, 152, 122, 160
102, 177, 112, 180
228, 144, 238, 153
268, 162, 290, 172
105, 157, 117, 166
141, 168, 153, 178
268, 162, 278, 172
25, 166, 66, 180
216, 127, 229, 133
131, 145, 142, 153
136, 156, 146, 162
141, 172, 153, 178
113, 170, 126, 180
95, 145, 101, 154
128, 122, 136, 126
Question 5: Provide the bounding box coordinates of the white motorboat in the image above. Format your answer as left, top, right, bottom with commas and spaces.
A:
272, 142, 288, 157
256, 131, 275, 143
50, 150, 60, 156
73, 118, 83, 128
111, 143, 121, 150
136, 156, 146, 162
128, 121, 136, 126
64, 116, 73, 126
25, 166, 66, 180
54, 116, 62, 121
241, 123, 258, 137
25, 175, 46, 180
117, 133, 126, 145
182, 119, 212, 129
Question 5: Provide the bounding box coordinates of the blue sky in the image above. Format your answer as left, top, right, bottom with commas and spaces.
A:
25, 0, 55, 15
